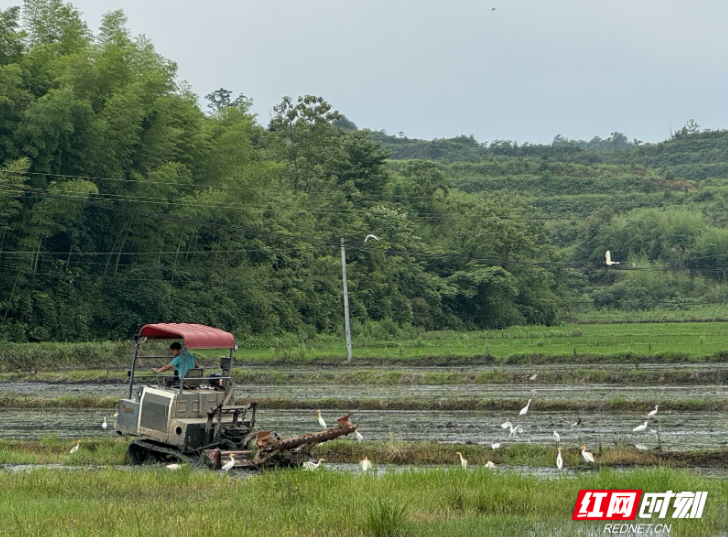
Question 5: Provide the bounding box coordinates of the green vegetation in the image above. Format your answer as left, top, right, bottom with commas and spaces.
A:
7, 3, 728, 346
4, 393, 727, 412
2, 438, 727, 469
2, 322, 728, 371
0, 465, 724, 536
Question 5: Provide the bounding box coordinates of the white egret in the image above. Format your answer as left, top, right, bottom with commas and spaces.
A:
166, 463, 182, 470
302, 458, 325, 471
553, 430, 560, 444
101, 417, 108, 430
556, 447, 563, 470
571, 418, 583, 427
508, 424, 524, 438
484, 461, 496, 470
500, 421, 513, 430
605, 250, 620, 266
632, 421, 649, 433
519, 399, 532, 416
646, 405, 659, 419
491, 443, 501, 450
364, 234, 380, 243
528, 374, 538, 381
354, 427, 364, 442
456, 451, 467, 468
113, 412, 118, 419
69, 439, 81, 454
360, 456, 372, 472
635, 444, 649, 451
221, 454, 236, 472
581, 446, 595, 463
317, 410, 327, 429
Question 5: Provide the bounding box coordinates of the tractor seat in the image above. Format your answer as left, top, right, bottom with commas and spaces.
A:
183, 368, 203, 389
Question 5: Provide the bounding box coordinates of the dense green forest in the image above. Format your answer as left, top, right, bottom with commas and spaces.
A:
2, 1, 728, 343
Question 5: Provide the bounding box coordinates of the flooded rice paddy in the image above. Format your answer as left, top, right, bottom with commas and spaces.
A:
0, 405, 726, 452
2, 380, 727, 403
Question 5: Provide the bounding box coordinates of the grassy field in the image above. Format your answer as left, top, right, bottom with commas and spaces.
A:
0, 466, 724, 536
2, 438, 727, 469
3, 322, 728, 370
2, 393, 727, 413
3, 361, 728, 386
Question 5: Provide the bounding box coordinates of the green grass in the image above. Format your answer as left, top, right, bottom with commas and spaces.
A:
1, 439, 726, 470
3, 322, 728, 371
0, 466, 724, 536
3, 393, 727, 413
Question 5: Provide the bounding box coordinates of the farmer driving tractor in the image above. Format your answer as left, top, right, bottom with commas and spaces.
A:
152, 342, 198, 387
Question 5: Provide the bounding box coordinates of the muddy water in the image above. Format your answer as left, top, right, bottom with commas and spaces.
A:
1, 406, 726, 452
2, 381, 727, 403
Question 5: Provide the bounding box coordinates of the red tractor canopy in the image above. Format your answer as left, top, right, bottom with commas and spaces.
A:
137, 323, 235, 349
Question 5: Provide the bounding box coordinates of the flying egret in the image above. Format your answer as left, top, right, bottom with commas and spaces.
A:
364, 234, 380, 243
221, 454, 236, 472
500, 421, 513, 430
485, 461, 496, 470
646, 405, 659, 419
360, 457, 372, 472
632, 421, 649, 433
69, 439, 81, 454
317, 410, 327, 429
303, 458, 325, 471
519, 399, 532, 416
553, 430, 560, 444
571, 418, 583, 427
491, 443, 501, 450
101, 417, 108, 430
456, 451, 467, 468
166, 463, 182, 471
508, 424, 524, 438
605, 250, 620, 266
354, 427, 364, 442
581, 446, 595, 463
556, 447, 563, 470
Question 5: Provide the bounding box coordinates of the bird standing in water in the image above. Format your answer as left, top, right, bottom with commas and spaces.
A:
633, 421, 649, 433
101, 417, 108, 430
646, 405, 659, 419
354, 427, 364, 442
556, 447, 563, 470
317, 410, 327, 429
303, 458, 325, 470
519, 399, 532, 417
484, 461, 496, 470
553, 430, 560, 444
360, 457, 372, 472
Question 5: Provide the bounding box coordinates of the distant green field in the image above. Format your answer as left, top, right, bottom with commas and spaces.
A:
0, 466, 723, 537
241, 321, 728, 363
2, 322, 728, 369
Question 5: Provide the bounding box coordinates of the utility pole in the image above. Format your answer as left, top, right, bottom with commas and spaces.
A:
340, 238, 352, 362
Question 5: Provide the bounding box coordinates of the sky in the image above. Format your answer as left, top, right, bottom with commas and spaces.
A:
10, 0, 728, 144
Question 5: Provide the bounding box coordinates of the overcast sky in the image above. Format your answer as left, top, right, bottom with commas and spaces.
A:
13, 0, 728, 144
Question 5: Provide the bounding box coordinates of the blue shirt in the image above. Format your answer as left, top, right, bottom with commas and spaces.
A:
171, 350, 195, 379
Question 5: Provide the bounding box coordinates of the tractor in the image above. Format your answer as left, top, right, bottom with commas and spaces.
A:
116, 323, 355, 470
